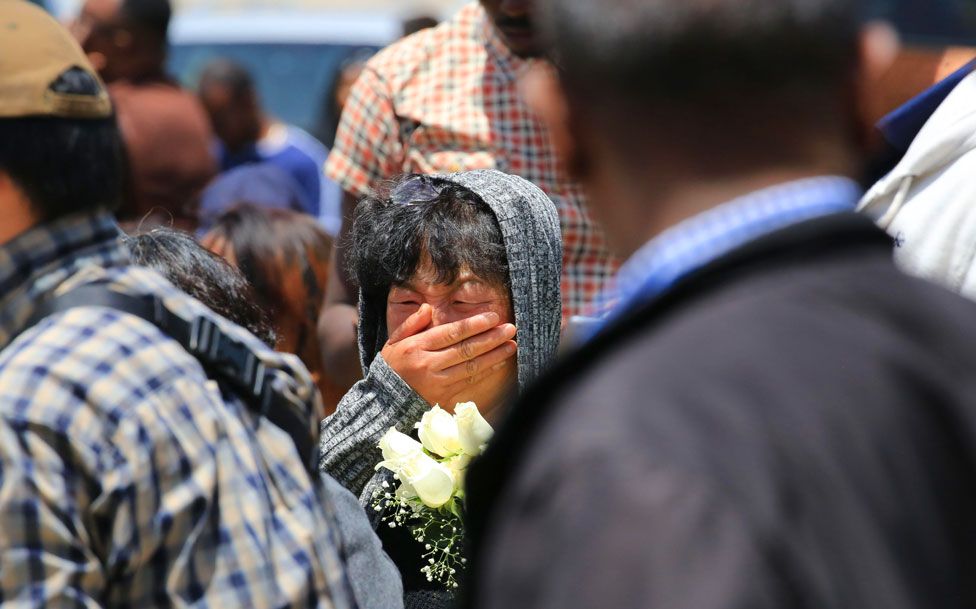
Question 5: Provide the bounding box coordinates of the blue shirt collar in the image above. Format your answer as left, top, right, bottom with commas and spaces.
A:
596, 176, 863, 325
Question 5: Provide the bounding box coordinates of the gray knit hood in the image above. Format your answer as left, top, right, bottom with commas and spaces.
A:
357, 169, 563, 391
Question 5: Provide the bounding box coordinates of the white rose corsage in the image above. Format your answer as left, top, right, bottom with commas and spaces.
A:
372, 402, 494, 589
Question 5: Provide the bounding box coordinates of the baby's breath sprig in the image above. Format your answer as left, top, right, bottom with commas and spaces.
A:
371, 485, 466, 589
373, 482, 467, 590
415, 504, 464, 589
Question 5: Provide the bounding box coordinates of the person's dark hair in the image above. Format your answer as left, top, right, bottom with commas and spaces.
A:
201, 204, 336, 404
351, 174, 510, 302
126, 228, 277, 346
198, 58, 255, 101
120, 0, 172, 42
202, 205, 332, 331
0, 68, 125, 220
538, 0, 863, 109
402, 15, 439, 37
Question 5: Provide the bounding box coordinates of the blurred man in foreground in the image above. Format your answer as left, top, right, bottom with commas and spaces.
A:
464, 1, 976, 607
0, 4, 362, 606
73, 0, 215, 230
319, 0, 619, 393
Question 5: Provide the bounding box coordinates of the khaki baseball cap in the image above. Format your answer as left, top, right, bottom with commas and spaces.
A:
0, 0, 112, 119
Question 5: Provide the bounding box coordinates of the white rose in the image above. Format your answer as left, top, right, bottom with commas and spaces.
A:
446, 454, 473, 491
416, 406, 463, 458
400, 451, 457, 508
377, 428, 424, 474
455, 402, 494, 456
395, 479, 418, 501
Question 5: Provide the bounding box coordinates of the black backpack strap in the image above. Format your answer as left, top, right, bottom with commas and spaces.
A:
19, 285, 318, 474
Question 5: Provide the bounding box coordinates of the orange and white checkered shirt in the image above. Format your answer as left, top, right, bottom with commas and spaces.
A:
326, 2, 619, 316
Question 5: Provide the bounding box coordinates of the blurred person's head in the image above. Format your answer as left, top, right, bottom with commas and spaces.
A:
0, 2, 124, 245
526, 0, 897, 255
481, 0, 541, 58
126, 228, 276, 346
334, 56, 369, 116
321, 49, 374, 147
402, 15, 439, 38
72, 0, 172, 83
197, 59, 264, 153
350, 171, 562, 413
200, 205, 335, 402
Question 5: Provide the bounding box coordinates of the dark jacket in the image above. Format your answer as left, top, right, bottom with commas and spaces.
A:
464, 212, 976, 609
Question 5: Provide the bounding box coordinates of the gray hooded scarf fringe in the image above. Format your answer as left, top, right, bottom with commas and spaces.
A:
319, 169, 562, 503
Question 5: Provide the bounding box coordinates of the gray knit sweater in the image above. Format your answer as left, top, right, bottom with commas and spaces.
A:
317, 171, 561, 608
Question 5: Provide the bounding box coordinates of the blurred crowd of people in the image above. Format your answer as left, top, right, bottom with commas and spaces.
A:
5, 0, 976, 607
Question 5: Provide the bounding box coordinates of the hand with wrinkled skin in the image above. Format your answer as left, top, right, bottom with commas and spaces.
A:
381, 304, 518, 413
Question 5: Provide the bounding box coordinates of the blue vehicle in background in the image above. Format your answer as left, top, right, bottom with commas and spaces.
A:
167, 10, 397, 146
